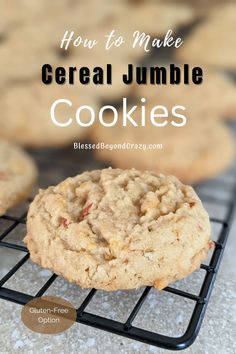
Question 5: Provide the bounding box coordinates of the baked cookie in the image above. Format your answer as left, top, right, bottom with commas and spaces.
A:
113, 2, 194, 37
177, 4, 236, 69
165, 0, 233, 9
0, 0, 128, 43
76, 0, 131, 29
0, 16, 69, 83
0, 140, 37, 216
136, 68, 236, 120
0, 82, 97, 147
0, 0, 70, 36
0, 1, 194, 83
24, 168, 211, 291
90, 109, 235, 184
77, 2, 194, 60
62, 54, 134, 102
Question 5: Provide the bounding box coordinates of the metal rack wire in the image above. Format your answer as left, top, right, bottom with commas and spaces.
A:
0, 140, 235, 351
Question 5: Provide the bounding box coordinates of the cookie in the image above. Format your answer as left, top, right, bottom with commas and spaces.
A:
0, 1, 195, 84
0, 2, 125, 83
62, 55, 134, 102
24, 168, 211, 291
113, 2, 194, 37
0, 17, 68, 83
0, 82, 98, 147
77, 2, 194, 59
77, 1, 130, 29
136, 68, 236, 120
165, 0, 233, 9
0, 140, 37, 216
90, 109, 235, 184
177, 4, 236, 69
0, 0, 65, 36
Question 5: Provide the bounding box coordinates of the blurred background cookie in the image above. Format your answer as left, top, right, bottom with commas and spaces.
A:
177, 4, 236, 69
136, 66, 236, 120
0, 140, 37, 216
0, 1, 195, 85
0, 0, 73, 36
60, 55, 134, 101
0, 0, 235, 182
0, 83, 98, 147
90, 109, 235, 184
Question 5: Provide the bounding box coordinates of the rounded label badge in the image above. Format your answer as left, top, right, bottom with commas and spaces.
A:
21, 296, 77, 334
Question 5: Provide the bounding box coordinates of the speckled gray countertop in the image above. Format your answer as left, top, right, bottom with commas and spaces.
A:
0, 148, 235, 354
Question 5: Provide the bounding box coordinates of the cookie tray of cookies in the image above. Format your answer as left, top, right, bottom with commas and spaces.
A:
0, 135, 235, 351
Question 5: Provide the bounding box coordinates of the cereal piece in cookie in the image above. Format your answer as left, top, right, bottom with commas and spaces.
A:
24, 168, 211, 291
0, 140, 37, 216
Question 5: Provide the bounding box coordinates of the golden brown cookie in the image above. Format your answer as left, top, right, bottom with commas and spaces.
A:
90, 106, 235, 184
177, 4, 236, 69
0, 17, 67, 83
165, 0, 233, 9
0, 82, 98, 147
0, 140, 37, 216
0, 0, 71, 35
61, 55, 134, 102
113, 2, 194, 37
0, 1, 195, 83
24, 168, 211, 291
136, 67, 236, 120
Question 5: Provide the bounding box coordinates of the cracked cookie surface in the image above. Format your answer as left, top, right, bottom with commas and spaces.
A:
24, 168, 211, 290
0, 140, 37, 216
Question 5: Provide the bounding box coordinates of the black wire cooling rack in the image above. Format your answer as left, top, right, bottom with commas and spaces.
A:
0, 143, 235, 351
